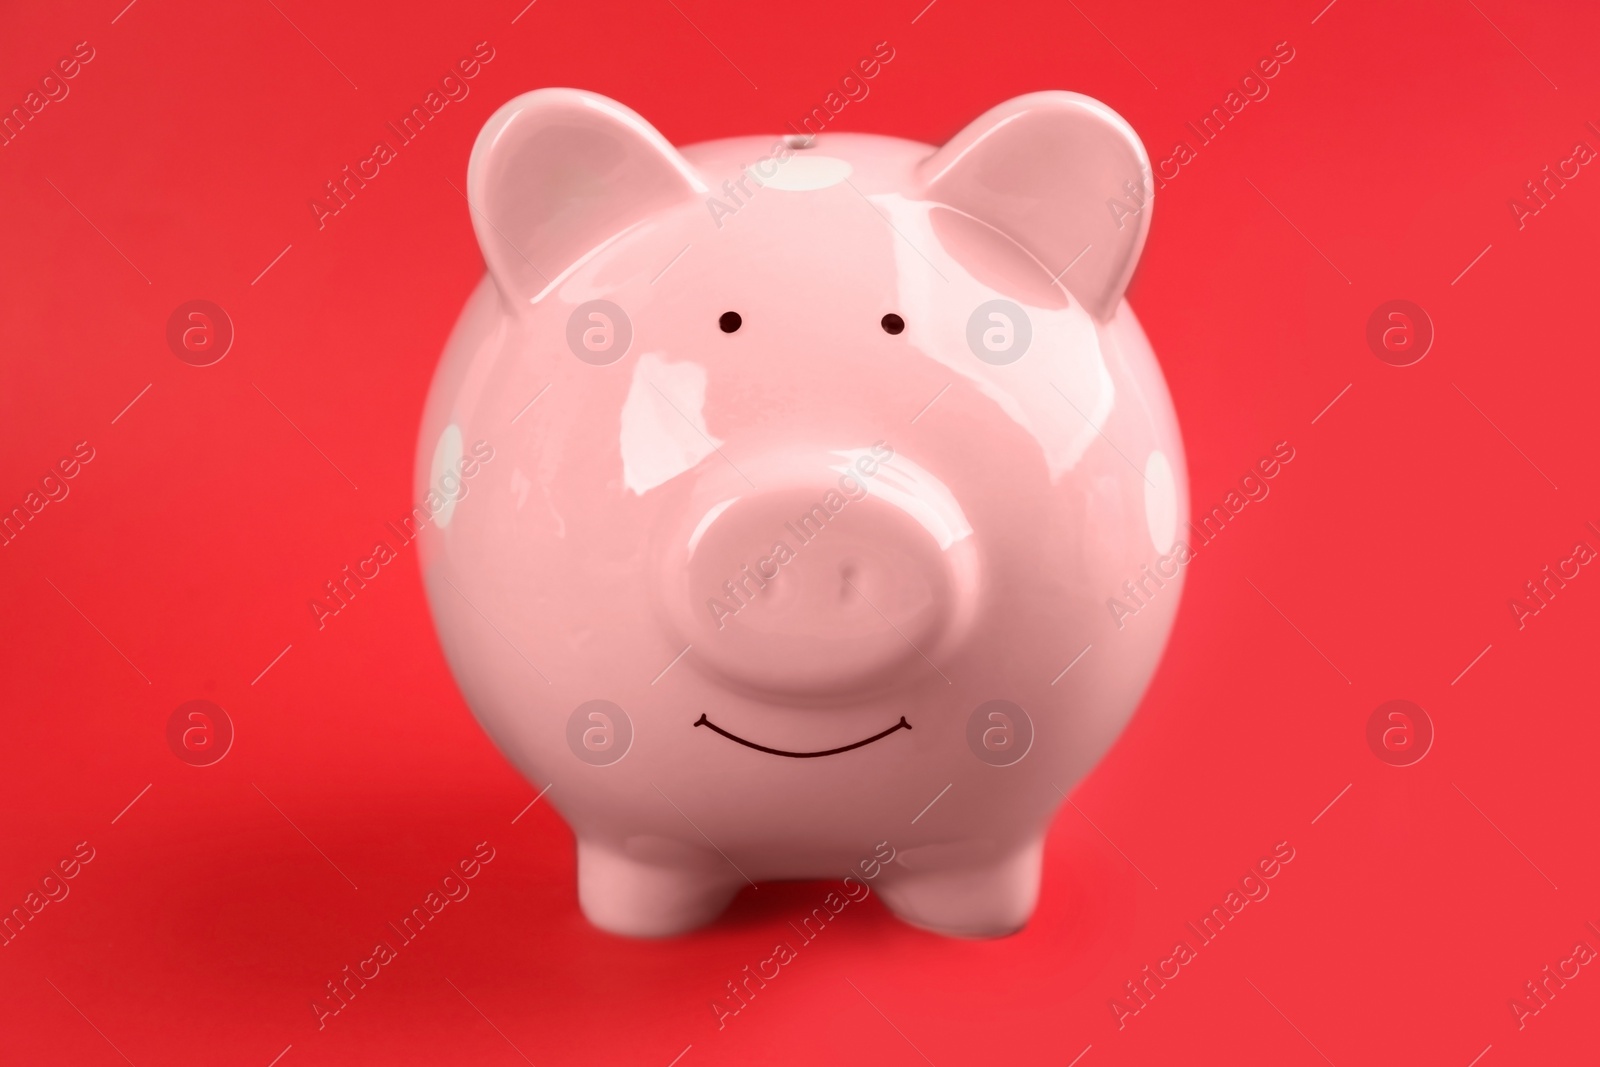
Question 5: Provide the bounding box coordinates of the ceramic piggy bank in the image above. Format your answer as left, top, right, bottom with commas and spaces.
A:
417, 88, 1186, 938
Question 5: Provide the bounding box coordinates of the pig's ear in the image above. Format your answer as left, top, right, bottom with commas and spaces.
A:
467, 88, 707, 304
917, 91, 1152, 320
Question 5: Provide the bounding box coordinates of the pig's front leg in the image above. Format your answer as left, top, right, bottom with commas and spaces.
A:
577, 837, 744, 937
872, 835, 1045, 939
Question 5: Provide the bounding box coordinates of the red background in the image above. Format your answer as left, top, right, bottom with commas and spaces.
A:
3, 0, 1598, 1063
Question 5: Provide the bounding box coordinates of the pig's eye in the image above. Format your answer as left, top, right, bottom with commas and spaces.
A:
881, 313, 905, 335
719, 311, 742, 333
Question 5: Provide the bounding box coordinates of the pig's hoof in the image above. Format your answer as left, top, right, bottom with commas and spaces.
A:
874, 838, 1044, 938
577, 839, 742, 937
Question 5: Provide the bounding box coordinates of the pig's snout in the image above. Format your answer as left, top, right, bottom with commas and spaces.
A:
653, 450, 980, 701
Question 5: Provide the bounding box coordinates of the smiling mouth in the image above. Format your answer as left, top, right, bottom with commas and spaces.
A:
693, 713, 911, 758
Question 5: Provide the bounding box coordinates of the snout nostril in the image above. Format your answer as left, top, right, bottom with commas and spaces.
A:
838, 562, 857, 600
661, 466, 974, 698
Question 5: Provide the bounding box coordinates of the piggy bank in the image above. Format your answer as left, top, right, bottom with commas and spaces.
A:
416, 88, 1186, 938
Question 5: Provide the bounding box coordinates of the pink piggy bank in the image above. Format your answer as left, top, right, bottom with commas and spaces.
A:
417, 88, 1186, 938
